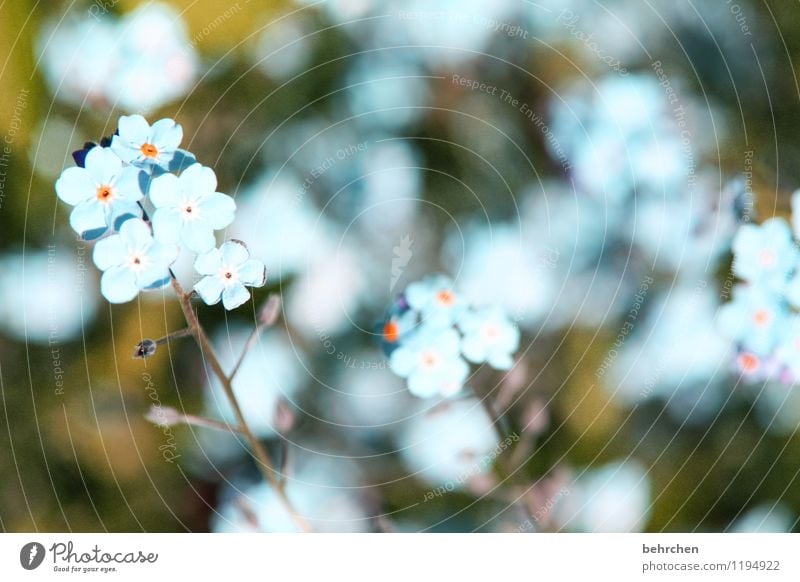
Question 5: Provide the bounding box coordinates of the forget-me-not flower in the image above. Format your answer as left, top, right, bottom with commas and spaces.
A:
732, 218, 798, 292
405, 274, 467, 328
193, 240, 267, 310
389, 325, 469, 398
150, 163, 236, 253
459, 306, 520, 370
55, 146, 143, 239
718, 284, 788, 356
92, 218, 178, 303
111, 114, 183, 169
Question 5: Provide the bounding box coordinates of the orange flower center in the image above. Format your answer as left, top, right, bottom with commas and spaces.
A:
753, 309, 771, 327
96, 184, 114, 202
383, 320, 400, 343
436, 290, 455, 306
737, 352, 760, 374
140, 143, 159, 158
420, 352, 439, 369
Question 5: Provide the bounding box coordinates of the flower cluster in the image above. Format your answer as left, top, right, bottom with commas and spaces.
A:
55, 115, 266, 309
719, 200, 800, 381
381, 275, 520, 398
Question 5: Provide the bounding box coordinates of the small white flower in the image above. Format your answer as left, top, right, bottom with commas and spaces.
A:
389, 325, 469, 398
150, 163, 236, 253
55, 147, 143, 239
92, 218, 178, 303
459, 306, 520, 370
193, 240, 267, 310
111, 114, 183, 169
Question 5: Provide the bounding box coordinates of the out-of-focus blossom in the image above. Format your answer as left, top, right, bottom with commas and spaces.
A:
204, 328, 305, 440
92, 218, 177, 303
718, 284, 787, 357
344, 55, 430, 131
194, 241, 267, 310
406, 274, 466, 329
55, 147, 143, 240
608, 284, 731, 422
397, 398, 499, 489
555, 460, 651, 532
111, 115, 183, 170
732, 219, 797, 292
459, 306, 520, 370
150, 164, 236, 253
730, 503, 796, 533
37, 4, 198, 113
389, 327, 469, 398
252, 18, 312, 81
0, 248, 98, 344
212, 454, 370, 533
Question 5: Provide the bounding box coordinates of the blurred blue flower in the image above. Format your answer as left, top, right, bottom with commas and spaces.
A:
150, 163, 236, 253
92, 218, 178, 303
55, 146, 143, 240
459, 306, 520, 370
718, 284, 788, 356
397, 398, 500, 490
111, 114, 183, 169
732, 218, 798, 292
389, 325, 469, 398
406, 274, 467, 328
193, 241, 267, 310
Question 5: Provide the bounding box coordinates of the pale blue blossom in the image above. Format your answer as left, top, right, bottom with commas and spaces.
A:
718, 284, 788, 356
389, 326, 469, 398
732, 218, 798, 292
150, 163, 236, 253
55, 147, 143, 239
111, 114, 183, 169
397, 398, 499, 489
92, 218, 178, 303
555, 460, 650, 532
193, 241, 267, 310
459, 306, 520, 370
405, 274, 467, 328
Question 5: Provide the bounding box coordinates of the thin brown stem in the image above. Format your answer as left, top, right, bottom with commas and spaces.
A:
171, 278, 312, 533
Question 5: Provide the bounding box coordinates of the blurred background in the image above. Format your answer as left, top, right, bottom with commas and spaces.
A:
1, 0, 800, 533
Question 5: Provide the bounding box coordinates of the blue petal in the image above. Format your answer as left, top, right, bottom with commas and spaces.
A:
181, 221, 216, 253
110, 202, 143, 231
117, 114, 150, 144
222, 283, 250, 310
194, 248, 222, 276
237, 259, 266, 287
220, 240, 249, 266
100, 266, 139, 303
194, 275, 224, 305
113, 166, 144, 202
69, 200, 107, 236
85, 147, 122, 185
93, 234, 127, 271
200, 193, 236, 229
119, 218, 154, 251
55, 167, 94, 205
149, 173, 181, 208
181, 164, 217, 195
167, 149, 197, 173
151, 208, 182, 245
150, 118, 182, 151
